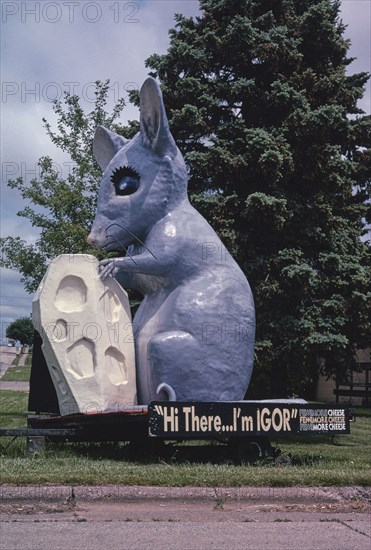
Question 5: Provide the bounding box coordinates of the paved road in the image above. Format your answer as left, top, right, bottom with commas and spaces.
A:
1, 486, 370, 550
1, 519, 370, 550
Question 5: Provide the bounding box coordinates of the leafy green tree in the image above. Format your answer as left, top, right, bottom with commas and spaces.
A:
0, 81, 134, 293
6, 317, 34, 346
142, 0, 370, 397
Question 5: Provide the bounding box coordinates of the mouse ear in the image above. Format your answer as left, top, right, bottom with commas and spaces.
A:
140, 77, 177, 158
93, 126, 129, 170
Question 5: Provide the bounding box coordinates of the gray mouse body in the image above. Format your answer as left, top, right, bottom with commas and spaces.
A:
87, 77, 255, 404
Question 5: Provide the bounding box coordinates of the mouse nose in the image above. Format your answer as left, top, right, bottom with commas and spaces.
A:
86, 233, 95, 245
87, 225, 105, 247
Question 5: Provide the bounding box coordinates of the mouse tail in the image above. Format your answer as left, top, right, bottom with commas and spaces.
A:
156, 382, 177, 401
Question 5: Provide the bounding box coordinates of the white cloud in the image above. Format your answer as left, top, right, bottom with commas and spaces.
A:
1, 0, 369, 327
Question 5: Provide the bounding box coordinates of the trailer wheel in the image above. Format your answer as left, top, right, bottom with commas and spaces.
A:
228, 436, 273, 464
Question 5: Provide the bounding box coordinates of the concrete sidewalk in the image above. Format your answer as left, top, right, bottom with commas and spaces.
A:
0, 347, 28, 380
0, 346, 17, 379
0, 347, 30, 391
0, 381, 29, 392
17, 353, 29, 367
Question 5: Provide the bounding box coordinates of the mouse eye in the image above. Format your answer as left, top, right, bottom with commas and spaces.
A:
111, 166, 140, 196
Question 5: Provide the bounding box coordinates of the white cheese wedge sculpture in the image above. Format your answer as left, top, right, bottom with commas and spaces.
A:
32, 254, 137, 415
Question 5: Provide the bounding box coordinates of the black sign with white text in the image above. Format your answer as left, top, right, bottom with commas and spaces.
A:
148, 402, 350, 437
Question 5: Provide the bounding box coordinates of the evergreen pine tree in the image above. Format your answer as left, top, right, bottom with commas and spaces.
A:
142, 0, 370, 397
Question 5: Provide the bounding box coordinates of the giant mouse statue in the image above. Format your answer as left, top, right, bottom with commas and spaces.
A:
87, 77, 255, 404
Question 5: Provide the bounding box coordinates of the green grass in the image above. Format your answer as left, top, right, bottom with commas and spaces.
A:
0, 390, 370, 487
0, 390, 29, 428
2, 363, 31, 382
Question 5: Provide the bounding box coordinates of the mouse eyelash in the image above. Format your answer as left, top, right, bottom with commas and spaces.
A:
110, 165, 140, 184
110, 165, 141, 196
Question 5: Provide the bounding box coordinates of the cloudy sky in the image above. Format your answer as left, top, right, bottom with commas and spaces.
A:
0, 0, 370, 342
